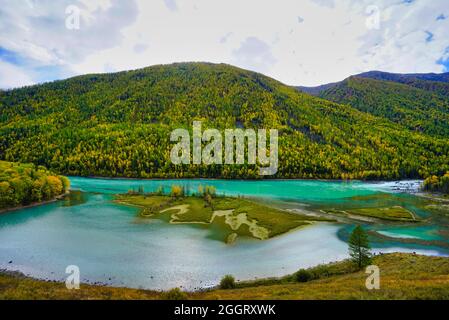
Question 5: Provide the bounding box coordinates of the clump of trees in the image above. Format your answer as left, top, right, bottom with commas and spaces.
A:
162, 288, 188, 300
219, 275, 236, 289
0, 161, 69, 209
198, 185, 216, 208
348, 225, 372, 269
170, 185, 185, 198
422, 172, 449, 194
198, 185, 217, 197
295, 269, 313, 282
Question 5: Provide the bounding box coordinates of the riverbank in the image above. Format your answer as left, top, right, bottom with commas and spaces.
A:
1, 253, 448, 300
0, 193, 68, 215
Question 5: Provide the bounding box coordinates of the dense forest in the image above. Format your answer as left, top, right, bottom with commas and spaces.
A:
318, 77, 449, 137
422, 172, 449, 194
356, 71, 449, 99
0, 161, 69, 209
0, 62, 448, 180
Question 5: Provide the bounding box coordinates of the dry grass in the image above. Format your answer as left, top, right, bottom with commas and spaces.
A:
193, 253, 449, 300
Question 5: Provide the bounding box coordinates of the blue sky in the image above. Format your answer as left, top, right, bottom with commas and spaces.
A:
0, 0, 448, 89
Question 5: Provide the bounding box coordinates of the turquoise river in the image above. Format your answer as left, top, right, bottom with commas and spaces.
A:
0, 177, 448, 290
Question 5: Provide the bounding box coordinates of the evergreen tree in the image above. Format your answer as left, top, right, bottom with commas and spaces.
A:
348, 225, 372, 269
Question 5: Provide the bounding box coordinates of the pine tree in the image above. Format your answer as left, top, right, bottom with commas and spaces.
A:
348, 225, 372, 269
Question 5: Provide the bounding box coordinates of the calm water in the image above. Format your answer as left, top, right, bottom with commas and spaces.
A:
0, 178, 448, 290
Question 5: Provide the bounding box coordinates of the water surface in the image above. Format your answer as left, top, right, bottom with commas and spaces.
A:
0, 178, 447, 290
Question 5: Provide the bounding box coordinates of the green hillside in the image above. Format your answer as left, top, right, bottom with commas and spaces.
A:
319, 77, 449, 137
356, 71, 449, 99
1, 62, 448, 179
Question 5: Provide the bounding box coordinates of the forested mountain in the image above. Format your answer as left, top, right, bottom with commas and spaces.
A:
1, 62, 448, 180
357, 70, 449, 85
318, 77, 449, 137
297, 71, 449, 97
295, 81, 340, 96
296, 70, 449, 137
356, 71, 449, 99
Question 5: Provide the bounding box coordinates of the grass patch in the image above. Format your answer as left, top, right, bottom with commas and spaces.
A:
325, 206, 418, 222
194, 253, 449, 300
347, 206, 417, 222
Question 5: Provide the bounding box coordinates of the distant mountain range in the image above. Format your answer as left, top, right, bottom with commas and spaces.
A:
296, 71, 449, 137
1, 63, 448, 179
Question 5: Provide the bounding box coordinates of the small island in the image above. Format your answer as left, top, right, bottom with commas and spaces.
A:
115, 185, 332, 243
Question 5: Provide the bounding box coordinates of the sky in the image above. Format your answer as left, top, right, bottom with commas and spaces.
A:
0, 0, 448, 89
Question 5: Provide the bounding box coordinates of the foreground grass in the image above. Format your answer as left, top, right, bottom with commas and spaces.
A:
1, 253, 448, 300
196, 253, 449, 299
115, 194, 330, 242
0, 271, 161, 300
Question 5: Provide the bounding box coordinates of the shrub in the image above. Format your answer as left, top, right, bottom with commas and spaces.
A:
310, 265, 331, 279
59, 176, 70, 193
205, 185, 216, 197
155, 186, 164, 195
171, 185, 184, 198
198, 185, 216, 197
295, 269, 313, 282
219, 275, 236, 289
162, 287, 188, 300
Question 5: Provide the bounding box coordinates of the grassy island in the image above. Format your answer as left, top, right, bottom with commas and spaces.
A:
115, 185, 331, 243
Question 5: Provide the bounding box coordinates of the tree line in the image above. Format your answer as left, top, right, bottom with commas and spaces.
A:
422, 172, 449, 194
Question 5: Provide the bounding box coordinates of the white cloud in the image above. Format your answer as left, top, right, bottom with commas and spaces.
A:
0, 0, 448, 88
0, 61, 34, 89
232, 37, 276, 74
163, 0, 178, 12
0, 0, 138, 87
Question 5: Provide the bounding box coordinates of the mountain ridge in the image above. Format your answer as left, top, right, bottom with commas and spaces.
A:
296, 70, 449, 137
1, 62, 448, 180
296, 70, 449, 95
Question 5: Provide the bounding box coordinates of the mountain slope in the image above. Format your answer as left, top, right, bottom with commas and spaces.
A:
318, 76, 449, 137
357, 71, 449, 99
296, 81, 340, 96
297, 71, 449, 96
357, 70, 449, 83
1, 62, 448, 179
